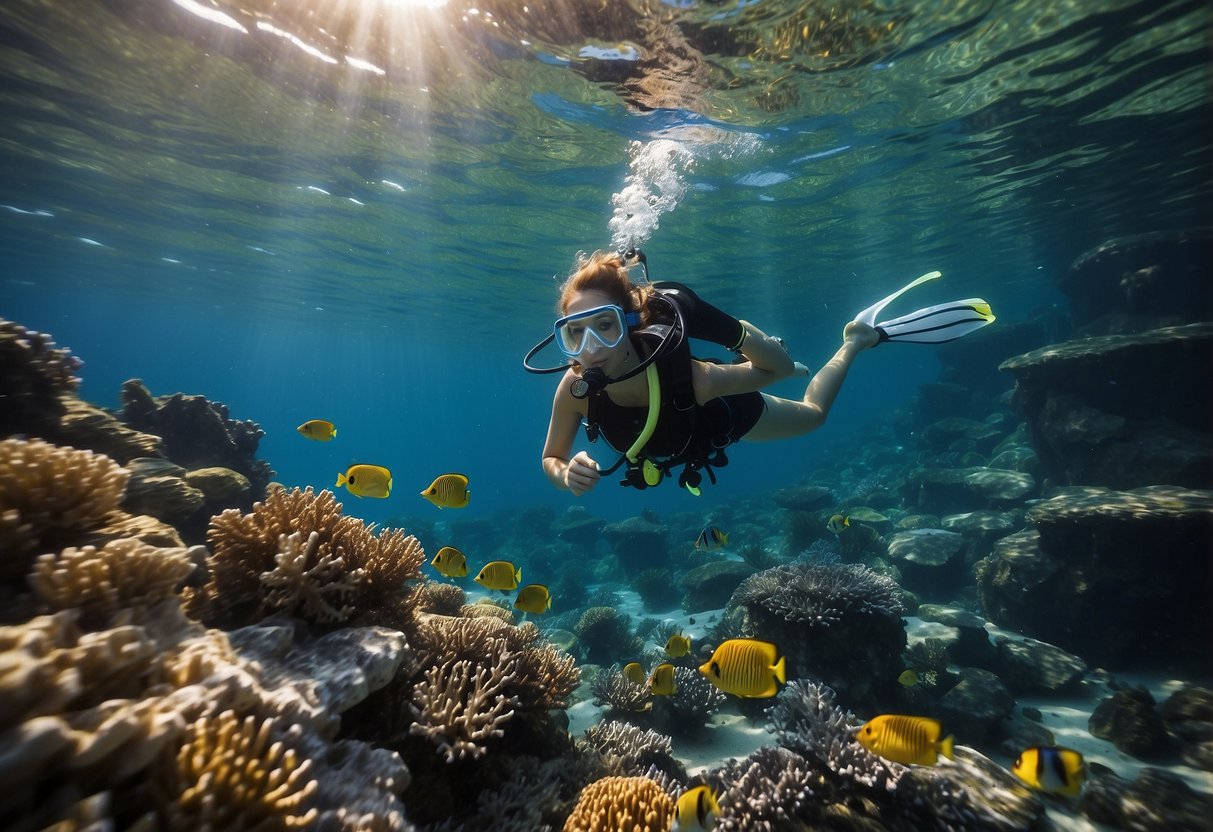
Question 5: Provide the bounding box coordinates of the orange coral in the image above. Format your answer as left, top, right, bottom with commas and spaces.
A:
562, 776, 675, 832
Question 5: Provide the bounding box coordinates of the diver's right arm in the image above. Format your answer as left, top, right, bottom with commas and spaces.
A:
541, 372, 600, 495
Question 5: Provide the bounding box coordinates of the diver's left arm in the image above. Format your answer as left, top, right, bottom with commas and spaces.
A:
692, 320, 795, 403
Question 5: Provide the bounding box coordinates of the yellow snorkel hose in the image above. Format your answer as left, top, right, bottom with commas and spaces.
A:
624, 363, 663, 488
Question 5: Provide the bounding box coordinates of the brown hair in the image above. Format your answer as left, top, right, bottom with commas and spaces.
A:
557, 250, 656, 325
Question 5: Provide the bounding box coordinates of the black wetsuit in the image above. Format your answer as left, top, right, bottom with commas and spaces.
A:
593, 384, 766, 459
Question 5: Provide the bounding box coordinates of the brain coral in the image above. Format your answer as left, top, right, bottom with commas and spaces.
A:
562, 775, 674, 832
0, 438, 129, 577
188, 487, 425, 628
729, 562, 908, 710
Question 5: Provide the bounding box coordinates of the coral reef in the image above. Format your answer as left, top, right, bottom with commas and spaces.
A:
562, 775, 674, 832
575, 606, 641, 665
0, 318, 81, 437
415, 582, 467, 616
591, 667, 653, 716
188, 486, 426, 630
579, 721, 677, 779
409, 654, 519, 763
153, 709, 319, 830
0, 438, 130, 573
729, 562, 908, 709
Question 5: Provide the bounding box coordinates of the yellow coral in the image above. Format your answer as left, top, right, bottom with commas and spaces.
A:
31, 538, 192, 621
562, 776, 675, 832
156, 709, 318, 830
0, 438, 129, 576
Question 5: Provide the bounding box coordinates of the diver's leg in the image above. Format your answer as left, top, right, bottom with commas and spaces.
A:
742, 394, 822, 441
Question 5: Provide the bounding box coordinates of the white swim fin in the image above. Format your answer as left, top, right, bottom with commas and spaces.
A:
874, 298, 996, 343
853, 271, 995, 344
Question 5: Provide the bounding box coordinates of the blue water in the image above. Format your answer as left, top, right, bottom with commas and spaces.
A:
1, 0, 1208, 527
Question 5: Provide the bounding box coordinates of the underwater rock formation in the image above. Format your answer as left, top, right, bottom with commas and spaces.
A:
1001, 323, 1213, 489
121, 378, 275, 498
602, 515, 669, 576
905, 465, 1036, 516
730, 562, 907, 710
885, 528, 965, 600
1080, 765, 1212, 831
976, 484, 1213, 670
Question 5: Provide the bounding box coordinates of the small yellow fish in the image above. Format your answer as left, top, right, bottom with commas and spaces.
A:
898, 669, 919, 687
665, 632, 692, 658
1011, 746, 1086, 796
514, 584, 552, 614
297, 419, 336, 441
474, 560, 521, 592
649, 662, 678, 696
430, 546, 468, 578
855, 714, 954, 767
826, 513, 850, 534
421, 473, 470, 509
623, 662, 647, 686
673, 784, 720, 831
336, 464, 392, 498
699, 638, 786, 698
694, 526, 729, 551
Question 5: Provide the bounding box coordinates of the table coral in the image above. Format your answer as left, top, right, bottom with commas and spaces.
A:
561, 775, 675, 832
0, 437, 129, 576
154, 709, 319, 830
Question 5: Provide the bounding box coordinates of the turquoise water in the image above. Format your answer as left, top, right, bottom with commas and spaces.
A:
1, 0, 1209, 524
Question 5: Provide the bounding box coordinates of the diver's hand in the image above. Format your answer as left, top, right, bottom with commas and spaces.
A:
565, 451, 601, 496
843, 320, 881, 351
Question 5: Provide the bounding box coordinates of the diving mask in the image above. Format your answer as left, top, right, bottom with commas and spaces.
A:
553, 304, 640, 357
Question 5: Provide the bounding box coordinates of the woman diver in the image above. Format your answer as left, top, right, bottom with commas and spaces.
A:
528, 249, 881, 497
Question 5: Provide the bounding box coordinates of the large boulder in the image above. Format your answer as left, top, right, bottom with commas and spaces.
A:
976, 485, 1213, 671
1000, 323, 1213, 489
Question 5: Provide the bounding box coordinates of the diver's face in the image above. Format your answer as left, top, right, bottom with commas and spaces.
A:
564, 289, 631, 373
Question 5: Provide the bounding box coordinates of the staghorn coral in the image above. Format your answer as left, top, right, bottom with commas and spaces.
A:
189, 487, 425, 628
655, 667, 728, 736
591, 667, 652, 715
154, 709, 318, 830
31, 538, 193, 625
561, 775, 675, 832
729, 562, 908, 710
579, 721, 676, 779
0, 438, 129, 577
713, 746, 820, 832
408, 655, 519, 763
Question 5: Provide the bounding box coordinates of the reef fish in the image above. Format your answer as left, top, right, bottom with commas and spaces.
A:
430, 546, 468, 578
699, 638, 786, 698
514, 583, 552, 614
649, 662, 678, 695
673, 784, 720, 831
1011, 746, 1086, 796
475, 560, 521, 592
898, 669, 919, 687
421, 473, 470, 508
694, 526, 729, 551
826, 514, 850, 534
855, 714, 954, 767
336, 464, 392, 498
297, 419, 336, 441
665, 632, 692, 658
623, 662, 647, 686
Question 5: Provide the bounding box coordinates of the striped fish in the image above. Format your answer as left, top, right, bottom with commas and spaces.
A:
673, 784, 720, 831
854, 714, 954, 766
698, 638, 786, 698
420, 473, 470, 508
1011, 746, 1086, 796
649, 662, 678, 696
474, 560, 520, 592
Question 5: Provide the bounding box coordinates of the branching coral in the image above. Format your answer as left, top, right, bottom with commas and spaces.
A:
714, 746, 820, 832
415, 581, 467, 616
561, 775, 675, 832
31, 538, 193, 625
579, 721, 676, 779
656, 667, 728, 735
729, 562, 909, 710
0, 438, 129, 575
154, 709, 319, 830
591, 668, 652, 715
0, 318, 81, 436
188, 487, 425, 628
409, 655, 520, 763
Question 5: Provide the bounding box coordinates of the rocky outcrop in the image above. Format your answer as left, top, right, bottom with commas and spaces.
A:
975, 485, 1213, 670
1001, 323, 1213, 489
